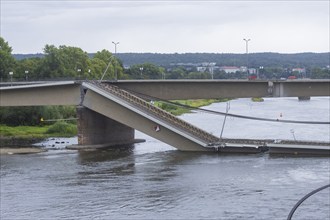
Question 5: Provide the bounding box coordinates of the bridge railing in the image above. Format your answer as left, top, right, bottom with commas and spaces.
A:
87, 81, 219, 144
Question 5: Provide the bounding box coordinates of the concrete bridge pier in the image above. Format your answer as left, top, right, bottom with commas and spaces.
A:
76, 106, 138, 148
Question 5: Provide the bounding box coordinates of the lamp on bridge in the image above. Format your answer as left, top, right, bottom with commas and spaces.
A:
77, 69, 81, 79
9, 71, 13, 86
243, 38, 251, 78
139, 67, 143, 79
25, 70, 29, 81
112, 41, 119, 80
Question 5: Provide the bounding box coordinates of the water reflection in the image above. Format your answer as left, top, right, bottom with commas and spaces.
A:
77, 145, 135, 164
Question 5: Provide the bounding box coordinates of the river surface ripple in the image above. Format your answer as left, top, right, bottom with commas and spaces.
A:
1, 97, 329, 220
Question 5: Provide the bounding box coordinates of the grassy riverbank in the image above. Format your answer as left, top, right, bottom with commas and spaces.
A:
0, 122, 77, 147
156, 99, 231, 115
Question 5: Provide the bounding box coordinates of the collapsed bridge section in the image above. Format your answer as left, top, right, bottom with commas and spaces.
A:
80, 81, 220, 151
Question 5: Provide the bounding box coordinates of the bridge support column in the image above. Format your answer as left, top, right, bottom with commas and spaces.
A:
76, 106, 135, 146
298, 96, 311, 101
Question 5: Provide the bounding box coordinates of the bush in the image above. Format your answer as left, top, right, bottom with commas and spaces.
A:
251, 97, 264, 102
0, 106, 76, 126
0, 106, 43, 126
45, 121, 77, 136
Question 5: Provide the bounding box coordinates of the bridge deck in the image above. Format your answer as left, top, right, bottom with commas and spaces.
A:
90, 81, 219, 143
82, 81, 220, 151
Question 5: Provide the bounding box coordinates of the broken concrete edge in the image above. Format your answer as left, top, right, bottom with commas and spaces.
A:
66, 138, 146, 150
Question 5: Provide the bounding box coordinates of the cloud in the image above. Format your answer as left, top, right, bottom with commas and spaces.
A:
1, 0, 329, 53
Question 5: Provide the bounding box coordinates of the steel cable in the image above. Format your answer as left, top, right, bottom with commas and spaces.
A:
121, 87, 330, 125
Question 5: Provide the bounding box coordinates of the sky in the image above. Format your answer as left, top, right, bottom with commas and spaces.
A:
1, 0, 329, 54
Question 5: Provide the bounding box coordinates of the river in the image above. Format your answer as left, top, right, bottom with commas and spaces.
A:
1, 97, 329, 220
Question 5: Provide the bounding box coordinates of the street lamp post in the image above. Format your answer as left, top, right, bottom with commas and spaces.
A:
139, 67, 143, 79
25, 70, 29, 81
9, 71, 13, 86
112, 41, 119, 54
77, 69, 81, 79
258, 66, 263, 79
243, 38, 251, 78
112, 41, 119, 80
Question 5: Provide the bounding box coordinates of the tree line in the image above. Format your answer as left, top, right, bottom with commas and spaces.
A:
1, 37, 168, 81
2, 37, 329, 81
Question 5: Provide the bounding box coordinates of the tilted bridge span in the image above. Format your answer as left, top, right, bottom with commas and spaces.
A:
1, 80, 329, 153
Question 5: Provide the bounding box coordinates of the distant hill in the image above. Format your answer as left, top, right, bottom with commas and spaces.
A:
14, 53, 45, 60
13, 52, 330, 68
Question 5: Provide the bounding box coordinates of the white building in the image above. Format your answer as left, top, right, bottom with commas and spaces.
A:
292, 68, 306, 74
219, 66, 248, 73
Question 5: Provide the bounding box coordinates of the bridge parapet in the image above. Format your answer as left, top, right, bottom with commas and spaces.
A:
88, 81, 219, 144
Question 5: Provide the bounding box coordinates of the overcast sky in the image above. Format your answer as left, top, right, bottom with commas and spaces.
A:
1, 0, 329, 54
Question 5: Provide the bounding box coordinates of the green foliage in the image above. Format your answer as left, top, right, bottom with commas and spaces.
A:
156, 102, 189, 115
187, 71, 211, 79
310, 68, 330, 79
0, 37, 16, 80
2, 36, 329, 81
40, 45, 90, 79
0, 106, 76, 126
0, 124, 48, 137
93, 49, 112, 63
0, 106, 43, 126
45, 121, 77, 136
127, 63, 165, 79
15, 57, 43, 80
0, 123, 77, 138
251, 97, 264, 102
167, 67, 187, 79
156, 99, 229, 115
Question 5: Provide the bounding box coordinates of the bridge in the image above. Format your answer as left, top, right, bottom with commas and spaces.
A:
0, 79, 329, 153
108, 79, 330, 99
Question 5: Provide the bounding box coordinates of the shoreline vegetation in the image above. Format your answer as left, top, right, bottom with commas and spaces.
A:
0, 99, 229, 153
155, 98, 231, 115
0, 121, 77, 149
251, 97, 264, 102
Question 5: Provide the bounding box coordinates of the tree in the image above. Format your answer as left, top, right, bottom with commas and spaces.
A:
87, 58, 106, 79
39, 45, 90, 79
16, 58, 43, 80
0, 37, 16, 81
127, 63, 164, 79
186, 71, 210, 79
167, 67, 186, 79
91, 49, 124, 80
310, 68, 330, 79
0, 106, 43, 126
93, 49, 112, 63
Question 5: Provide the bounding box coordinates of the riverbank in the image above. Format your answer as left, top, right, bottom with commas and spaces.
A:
0, 122, 77, 154
0, 136, 47, 155
0, 147, 47, 155
156, 98, 231, 115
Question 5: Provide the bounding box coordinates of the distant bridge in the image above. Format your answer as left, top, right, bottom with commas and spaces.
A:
107, 79, 330, 99
1, 79, 330, 100
0, 79, 329, 152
